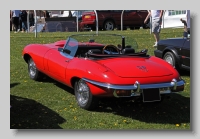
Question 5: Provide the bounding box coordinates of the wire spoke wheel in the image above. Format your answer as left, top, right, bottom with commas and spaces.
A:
74, 79, 98, 110
29, 59, 37, 77
28, 58, 43, 80
76, 80, 90, 106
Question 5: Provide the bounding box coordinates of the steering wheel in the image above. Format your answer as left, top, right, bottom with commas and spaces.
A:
102, 45, 120, 54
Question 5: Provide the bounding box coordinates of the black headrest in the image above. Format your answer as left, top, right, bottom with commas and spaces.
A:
122, 48, 135, 54
88, 49, 102, 54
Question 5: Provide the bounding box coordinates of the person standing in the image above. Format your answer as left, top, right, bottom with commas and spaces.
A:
29, 10, 35, 26
144, 10, 164, 47
44, 10, 50, 18
180, 18, 188, 33
20, 10, 28, 32
10, 10, 21, 33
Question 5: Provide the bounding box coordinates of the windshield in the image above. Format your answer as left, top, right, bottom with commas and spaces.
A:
64, 37, 79, 57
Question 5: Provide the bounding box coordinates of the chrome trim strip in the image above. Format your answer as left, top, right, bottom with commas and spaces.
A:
82, 78, 185, 90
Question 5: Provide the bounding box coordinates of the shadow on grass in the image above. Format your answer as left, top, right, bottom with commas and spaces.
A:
179, 70, 190, 77
30, 77, 190, 125
40, 76, 75, 95
96, 94, 190, 125
10, 95, 66, 129
10, 83, 20, 88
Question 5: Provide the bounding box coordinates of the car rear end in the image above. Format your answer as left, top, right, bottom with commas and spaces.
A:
81, 10, 96, 30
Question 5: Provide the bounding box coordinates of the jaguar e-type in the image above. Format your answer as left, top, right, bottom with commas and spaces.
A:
22, 34, 185, 110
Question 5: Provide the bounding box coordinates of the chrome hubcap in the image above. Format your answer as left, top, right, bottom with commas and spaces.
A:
76, 80, 90, 105
165, 55, 173, 66
29, 60, 36, 77
105, 22, 113, 30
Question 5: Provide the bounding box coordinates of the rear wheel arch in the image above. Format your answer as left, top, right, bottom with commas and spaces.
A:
23, 54, 42, 80
71, 77, 81, 88
23, 54, 31, 64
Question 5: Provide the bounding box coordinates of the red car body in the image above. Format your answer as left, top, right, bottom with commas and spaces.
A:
80, 10, 149, 31
22, 34, 185, 110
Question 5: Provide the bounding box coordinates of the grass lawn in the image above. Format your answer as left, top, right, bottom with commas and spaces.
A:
10, 28, 190, 129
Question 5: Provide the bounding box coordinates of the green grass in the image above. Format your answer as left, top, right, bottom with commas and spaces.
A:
10, 28, 190, 129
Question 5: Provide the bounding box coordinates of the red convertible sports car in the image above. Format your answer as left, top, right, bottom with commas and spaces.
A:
22, 34, 185, 110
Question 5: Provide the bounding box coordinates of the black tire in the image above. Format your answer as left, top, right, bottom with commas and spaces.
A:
103, 20, 115, 30
28, 58, 43, 81
74, 79, 98, 110
163, 52, 176, 68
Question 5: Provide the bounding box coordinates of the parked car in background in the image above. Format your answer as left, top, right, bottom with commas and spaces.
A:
49, 10, 88, 19
154, 33, 190, 71
72, 10, 89, 22
80, 10, 149, 31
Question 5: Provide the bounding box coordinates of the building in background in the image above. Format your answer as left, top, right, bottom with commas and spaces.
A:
161, 10, 187, 28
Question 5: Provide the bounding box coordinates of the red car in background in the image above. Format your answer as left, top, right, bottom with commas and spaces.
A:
80, 10, 149, 31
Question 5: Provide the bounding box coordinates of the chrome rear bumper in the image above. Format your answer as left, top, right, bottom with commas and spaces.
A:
82, 78, 185, 98
82, 78, 185, 90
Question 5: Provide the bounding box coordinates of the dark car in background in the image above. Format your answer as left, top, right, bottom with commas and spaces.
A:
154, 35, 190, 71
80, 10, 149, 31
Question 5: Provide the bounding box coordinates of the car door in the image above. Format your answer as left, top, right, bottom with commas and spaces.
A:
125, 10, 146, 27
123, 10, 138, 26
181, 38, 190, 69
44, 38, 78, 83
45, 48, 70, 82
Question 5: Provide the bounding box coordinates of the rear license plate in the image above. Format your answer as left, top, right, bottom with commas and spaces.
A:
142, 88, 161, 102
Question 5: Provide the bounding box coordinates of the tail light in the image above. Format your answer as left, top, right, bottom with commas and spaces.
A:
83, 14, 96, 20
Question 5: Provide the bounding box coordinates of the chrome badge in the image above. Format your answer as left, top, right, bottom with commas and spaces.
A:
137, 66, 148, 72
